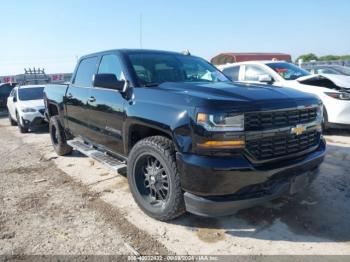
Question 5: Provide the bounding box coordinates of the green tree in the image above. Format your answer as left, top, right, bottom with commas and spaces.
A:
295, 53, 318, 63
319, 55, 341, 61
340, 55, 350, 60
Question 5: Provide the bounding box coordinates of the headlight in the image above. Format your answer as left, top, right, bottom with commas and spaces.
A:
21, 108, 37, 113
325, 92, 350, 100
197, 112, 244, 131
316, 105, 323, 122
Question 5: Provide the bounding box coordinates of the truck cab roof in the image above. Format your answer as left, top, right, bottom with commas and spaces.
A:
80, 49, 187, 60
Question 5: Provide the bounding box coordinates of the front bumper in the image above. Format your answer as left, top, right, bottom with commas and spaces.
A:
22, 117, 46, 128
20, 110, 47, 128
177, 139, 326, 217
324, 97, 350, 125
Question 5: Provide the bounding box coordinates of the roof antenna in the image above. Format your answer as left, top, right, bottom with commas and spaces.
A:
182, 49, 191, 56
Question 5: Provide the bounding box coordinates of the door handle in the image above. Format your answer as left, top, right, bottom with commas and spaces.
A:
88, 96, 96, 103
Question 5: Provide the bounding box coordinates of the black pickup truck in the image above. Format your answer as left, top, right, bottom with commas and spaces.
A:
44, 49, 326, 221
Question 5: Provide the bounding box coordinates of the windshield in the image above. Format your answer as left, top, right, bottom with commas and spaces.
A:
266, 62, 310, 80
18, 87, 44, 101
330, 65, 350, 76
127, 53, 229, 86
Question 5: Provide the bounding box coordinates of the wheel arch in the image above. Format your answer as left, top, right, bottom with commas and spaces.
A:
126, 121, 174, 155
124, 118, 193, 156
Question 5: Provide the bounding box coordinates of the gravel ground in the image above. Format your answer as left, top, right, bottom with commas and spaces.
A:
0, 115, 168, 257
0, 114, 350, 258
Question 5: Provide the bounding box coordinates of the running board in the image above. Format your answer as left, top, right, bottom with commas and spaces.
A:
67, 139, 127, 173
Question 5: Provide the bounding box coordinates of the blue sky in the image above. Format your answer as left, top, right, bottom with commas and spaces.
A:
1, 0, 349, 75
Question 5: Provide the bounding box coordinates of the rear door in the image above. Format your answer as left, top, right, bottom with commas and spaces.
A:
65, 56, 98, 137
87, 53, 126, 155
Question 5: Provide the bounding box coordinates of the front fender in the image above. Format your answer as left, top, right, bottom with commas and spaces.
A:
124, 99, 194, 155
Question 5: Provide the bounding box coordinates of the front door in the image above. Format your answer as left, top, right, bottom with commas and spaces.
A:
87, 54, 126, 155
65, 56, 98, 138
7, 88, 17, 119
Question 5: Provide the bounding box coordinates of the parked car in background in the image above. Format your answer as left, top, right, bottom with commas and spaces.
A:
7, 85, 46, 133
0, 83, 16, 108
44, 49, 325, 221
211, 52, 292, 65
218, 61, 350, 130
303, 64, 350, 76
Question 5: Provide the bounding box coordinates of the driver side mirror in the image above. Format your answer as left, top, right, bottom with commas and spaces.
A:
93, 74, 127, 92
258, 74, 274, 84
13, 96, 17, 102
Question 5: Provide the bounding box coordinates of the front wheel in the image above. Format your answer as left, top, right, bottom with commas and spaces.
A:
49, 116, 72, 156
127, 136, 185, 221
8, 113, 17, 126
16, 112, 28, 133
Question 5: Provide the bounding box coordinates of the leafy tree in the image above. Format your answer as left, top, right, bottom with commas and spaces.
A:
319, 55, 341, 61
340, 55, 350, 60
295, 53, 318, 63
296, 53, 350, 63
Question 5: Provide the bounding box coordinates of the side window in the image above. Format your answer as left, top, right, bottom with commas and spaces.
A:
244, 65, 269, 81
73, 57, 98, 87
222, 66, 240, 81
10, 88, 15, 96
317, 68, 338, 75
98, 54, 124, 80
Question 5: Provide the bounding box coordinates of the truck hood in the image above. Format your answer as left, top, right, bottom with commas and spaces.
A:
157, 81, 320, 111
297, 74, 350, 90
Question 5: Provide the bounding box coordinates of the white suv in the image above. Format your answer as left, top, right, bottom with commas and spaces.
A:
218, 61, 350, 130
7, 85, 46, 133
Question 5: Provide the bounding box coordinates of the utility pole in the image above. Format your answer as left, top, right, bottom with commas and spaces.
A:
140, 13, 143, 49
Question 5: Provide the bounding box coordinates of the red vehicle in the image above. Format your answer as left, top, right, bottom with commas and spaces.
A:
211, 52, 292, 65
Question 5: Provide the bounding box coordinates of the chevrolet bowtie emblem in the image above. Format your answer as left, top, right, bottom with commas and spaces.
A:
291, 124, 306, 135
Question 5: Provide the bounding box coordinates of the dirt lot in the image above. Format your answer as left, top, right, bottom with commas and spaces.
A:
0, 113, 350, 256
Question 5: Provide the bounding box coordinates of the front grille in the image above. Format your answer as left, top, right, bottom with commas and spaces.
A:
246, 130, 320, 161
39, 109, 45, 115
245, 107, 317, 131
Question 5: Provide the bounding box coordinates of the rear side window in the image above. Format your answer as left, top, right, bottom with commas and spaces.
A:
222, 66, 240, 81
74, 57, 98, 87
98, 54, 124, 80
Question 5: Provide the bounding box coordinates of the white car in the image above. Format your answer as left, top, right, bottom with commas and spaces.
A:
7, 85, 46, 133
218, 61, 350, 129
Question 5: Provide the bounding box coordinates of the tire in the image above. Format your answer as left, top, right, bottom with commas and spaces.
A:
49, 116, 72, 156
127, 136, 185, 221
8, 113, 17, 126
16, 112, 28, 133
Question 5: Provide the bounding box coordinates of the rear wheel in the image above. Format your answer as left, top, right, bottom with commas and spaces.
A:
8, 113, 17, 126
49, 116, 72, 156
127, 136, 185, 221
16, 112, 28, 133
